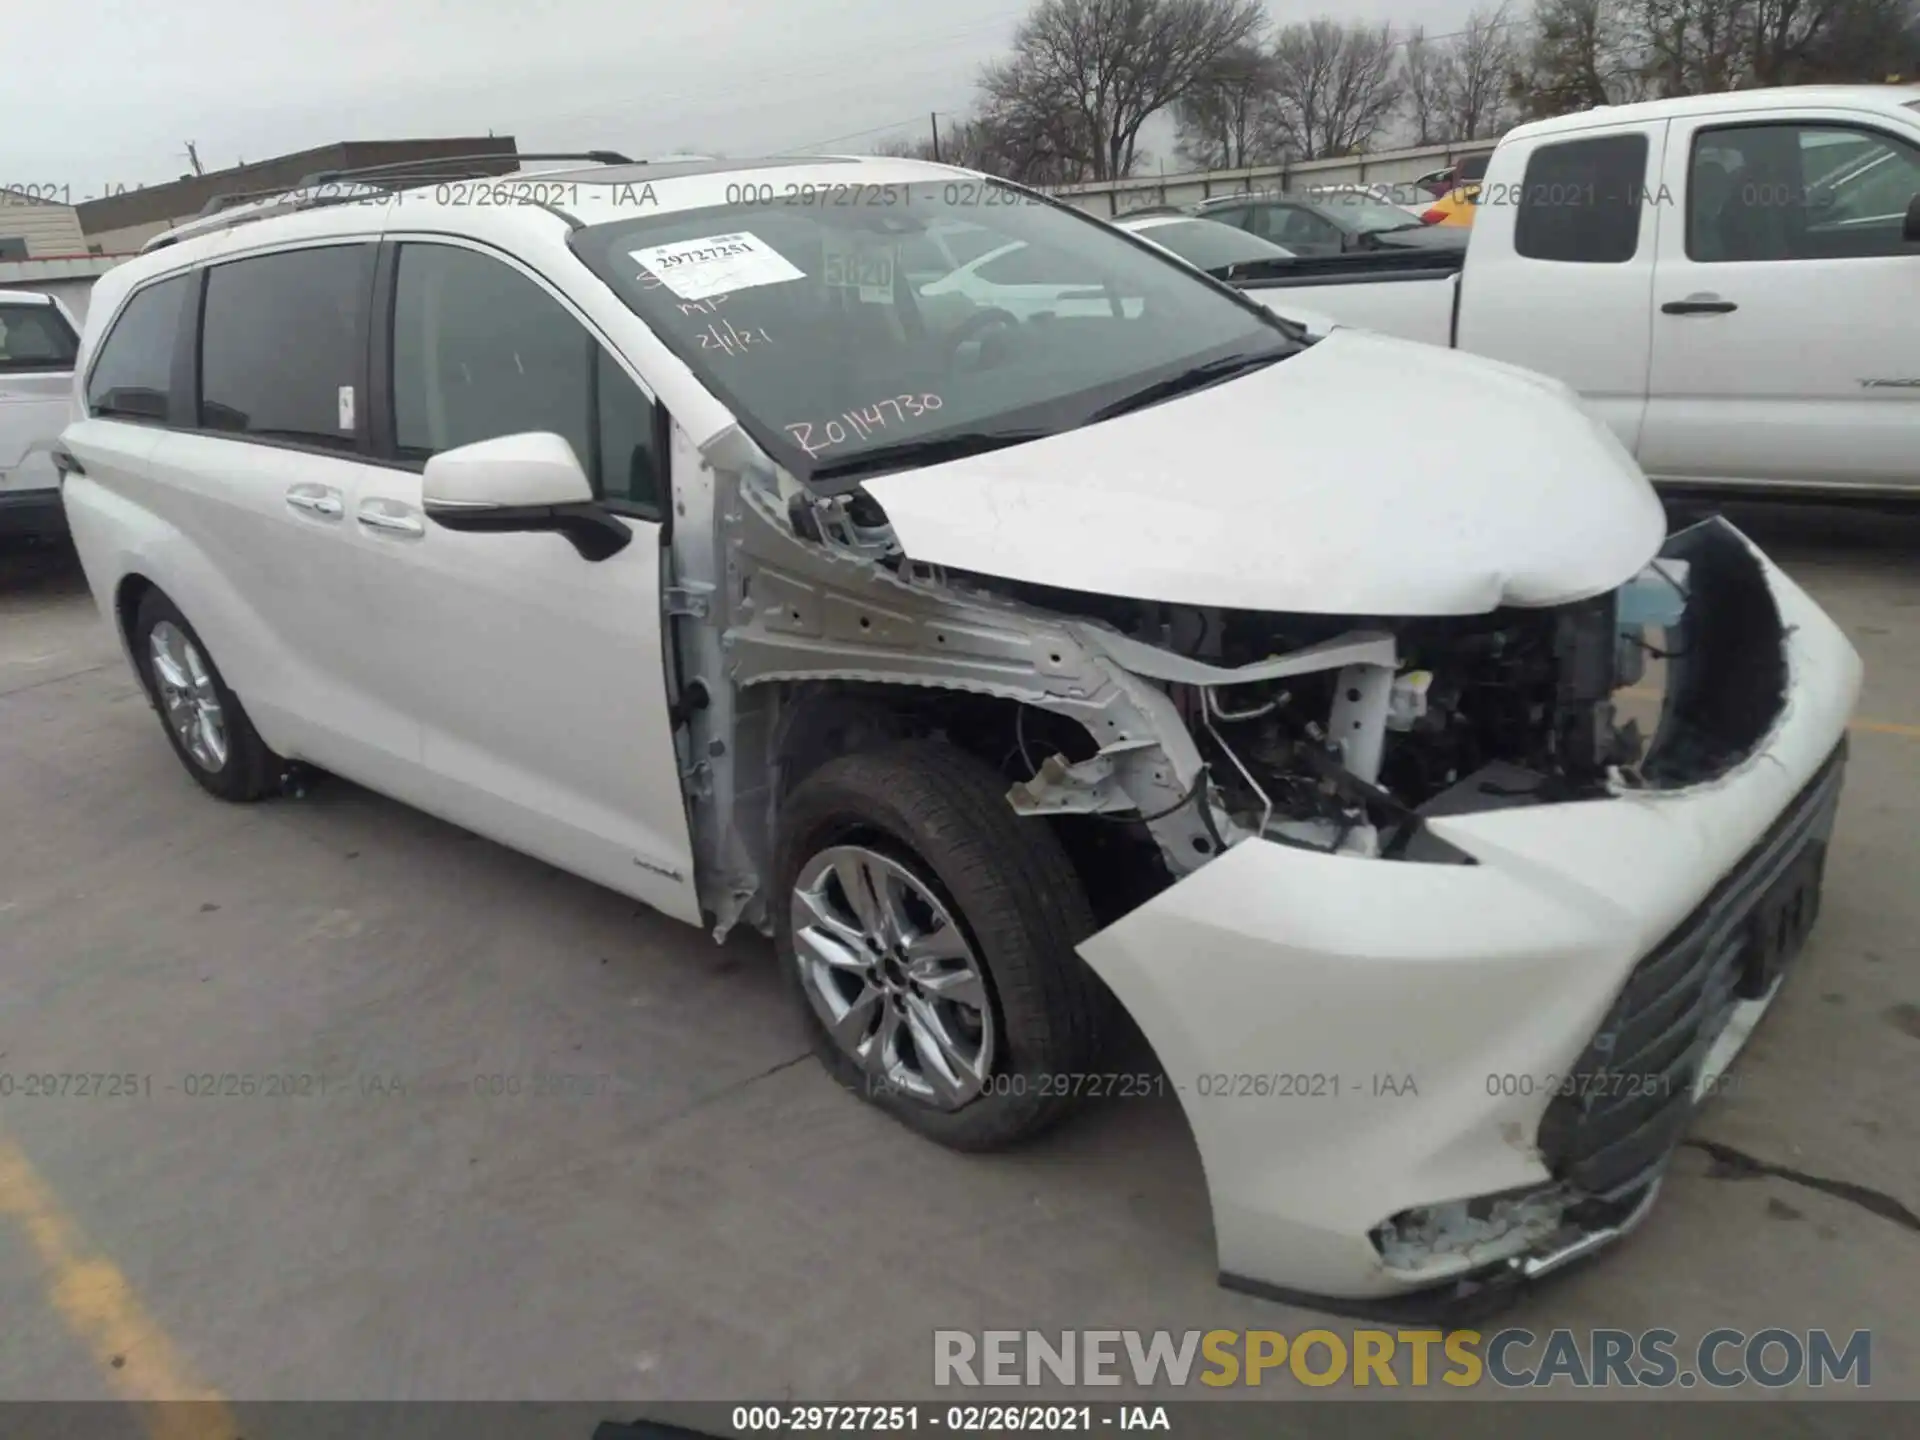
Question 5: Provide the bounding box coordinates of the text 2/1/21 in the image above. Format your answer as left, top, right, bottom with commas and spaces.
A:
786, 394, 942, 459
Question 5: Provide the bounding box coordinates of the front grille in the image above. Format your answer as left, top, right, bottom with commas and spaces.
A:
1537, 741, 1847, 1197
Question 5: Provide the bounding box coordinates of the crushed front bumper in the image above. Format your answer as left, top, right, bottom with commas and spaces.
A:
1075, 520, 1862, 1315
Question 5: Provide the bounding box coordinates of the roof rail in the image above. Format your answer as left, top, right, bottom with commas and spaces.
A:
145, 150, 639, 255
192, 150, 636, 219
294, 149, 635, 189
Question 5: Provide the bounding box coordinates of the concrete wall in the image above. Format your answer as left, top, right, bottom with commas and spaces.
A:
1046, 140, 1496, 216
0, 198, 90, 259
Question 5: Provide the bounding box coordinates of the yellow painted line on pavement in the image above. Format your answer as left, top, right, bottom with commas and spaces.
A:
1618, 688, 1920, 739
0, 1134, 235, 1440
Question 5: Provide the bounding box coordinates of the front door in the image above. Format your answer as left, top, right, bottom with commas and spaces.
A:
358, 236, 699, 923
1641, 113, 1920, 492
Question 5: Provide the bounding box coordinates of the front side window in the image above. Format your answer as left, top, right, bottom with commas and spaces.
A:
0, 302, 79, 372
389, 243, 662, 512
86, 274, 191, 422
199, 245, 371, 449
1514, 133, 1648, 264
1689, 123, 1920, 262
570, 180, 1297, 484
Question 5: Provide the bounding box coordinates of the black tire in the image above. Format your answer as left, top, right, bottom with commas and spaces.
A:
130, 589, 277, 802
774, 739, 1107, 1151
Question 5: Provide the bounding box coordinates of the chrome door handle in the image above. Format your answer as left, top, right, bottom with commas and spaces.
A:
357, 501, 424, 537
285, 486, 343, 518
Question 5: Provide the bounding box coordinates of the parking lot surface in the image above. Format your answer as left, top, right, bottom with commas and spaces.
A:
1, 504, 1916, 1409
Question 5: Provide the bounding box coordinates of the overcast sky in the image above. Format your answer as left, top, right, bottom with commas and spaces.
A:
5, 0, 1483, 191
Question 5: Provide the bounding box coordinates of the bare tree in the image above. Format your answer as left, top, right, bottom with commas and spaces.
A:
1399, 27, 1455, 145
1509, 0, 1649, 116
1635, 0, 1749, 93
1441, 6, 1519, 137
1263, 19, 1404, 159
1618, 0, 1918, 93
1780, 0, 1920, 81
981, 0, 1268, 181
977, 67, 1107, 183
1173, 42, 1278, 168
870, 113, 1082, 182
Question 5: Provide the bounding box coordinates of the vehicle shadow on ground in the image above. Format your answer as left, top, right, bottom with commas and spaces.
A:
0, 538, 88, 599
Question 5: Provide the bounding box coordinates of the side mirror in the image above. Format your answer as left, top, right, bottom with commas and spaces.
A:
1905, 192, 1920, 243
422, 432, 630, 561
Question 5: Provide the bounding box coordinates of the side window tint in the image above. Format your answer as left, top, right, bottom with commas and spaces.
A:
200, 245, 370, 449
391, 244, 661, 511
0, 303, 79, 372
86, 275, 190, 422
1515, 134, 1649, 264
1689, 123, 1920, 262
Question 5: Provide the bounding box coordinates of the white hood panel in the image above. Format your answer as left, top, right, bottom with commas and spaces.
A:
862, 329, 1666, 616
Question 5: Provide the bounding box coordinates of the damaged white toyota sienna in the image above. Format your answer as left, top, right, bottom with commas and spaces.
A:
56, 154, 1861, 1316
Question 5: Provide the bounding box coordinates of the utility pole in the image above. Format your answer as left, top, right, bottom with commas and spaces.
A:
184, 142, 204, 176
930, 112, 941, 163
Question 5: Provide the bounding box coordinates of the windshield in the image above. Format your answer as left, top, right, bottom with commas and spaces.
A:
1129, 219, 1292, 271
569, 180, 1298, 482
0, 302, 79, 372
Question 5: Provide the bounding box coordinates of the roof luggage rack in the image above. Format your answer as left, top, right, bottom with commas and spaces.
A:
192, 150, 637, 218
144, 150, 638, 253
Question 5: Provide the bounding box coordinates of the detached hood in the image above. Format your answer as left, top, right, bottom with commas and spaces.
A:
861, 328, 1666, 616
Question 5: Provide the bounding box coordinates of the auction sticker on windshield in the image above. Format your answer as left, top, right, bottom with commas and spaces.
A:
630, 232, 804, 301
822, 231, 895, 303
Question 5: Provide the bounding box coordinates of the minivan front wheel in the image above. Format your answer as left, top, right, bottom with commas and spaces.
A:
132, 590, 276, 802
774, 740, 1106, 1151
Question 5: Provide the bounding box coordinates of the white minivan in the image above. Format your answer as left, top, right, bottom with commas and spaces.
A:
58, 154, 1860, 1315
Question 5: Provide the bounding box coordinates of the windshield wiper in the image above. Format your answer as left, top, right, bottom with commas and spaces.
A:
807, 428, 1053, 481
1085, 350, 1290, 424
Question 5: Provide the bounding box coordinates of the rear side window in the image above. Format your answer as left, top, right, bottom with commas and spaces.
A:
1514, 134, 1649, 264
199, 245, 371, 450
0, 301, 79, 372
86, 275, 190, 422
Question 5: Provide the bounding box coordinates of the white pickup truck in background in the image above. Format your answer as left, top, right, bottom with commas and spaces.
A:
0, 289, 82, 542
1227, 85, 1920, 501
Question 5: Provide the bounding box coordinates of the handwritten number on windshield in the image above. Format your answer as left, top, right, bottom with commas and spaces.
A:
786, 394, 943, 459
